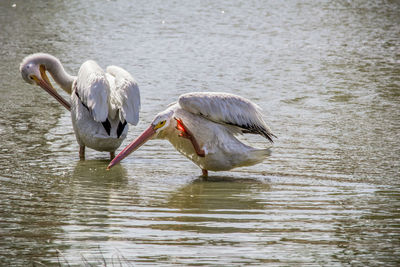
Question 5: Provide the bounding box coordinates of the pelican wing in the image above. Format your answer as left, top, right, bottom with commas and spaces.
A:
178, 92, 275, 142
75, 60, 109, 122
106, 66, 140, 125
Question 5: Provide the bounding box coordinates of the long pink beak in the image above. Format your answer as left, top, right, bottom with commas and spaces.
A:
36, 78, 71, 111
107, 125, 156, 170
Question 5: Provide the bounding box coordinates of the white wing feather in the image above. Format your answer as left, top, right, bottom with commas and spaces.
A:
106, 66, 140, 125
178, 92, 275, 142
75, 60, 109, 122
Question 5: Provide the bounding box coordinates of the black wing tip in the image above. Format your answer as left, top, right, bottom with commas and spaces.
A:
102, 119, 111, 136
117, 120, 127, 138
261, 127, 277, 143
263, 132, 277, 143
237, 122, 276, 143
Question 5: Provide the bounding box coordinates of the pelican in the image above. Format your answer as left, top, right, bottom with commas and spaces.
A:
107, 92, 276, 177
20, 53, 140, 160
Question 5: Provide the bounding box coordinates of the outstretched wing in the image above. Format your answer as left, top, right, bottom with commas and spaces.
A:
178, 92, 276, 142
106, 66, 140, 126
75, 60, 109, 123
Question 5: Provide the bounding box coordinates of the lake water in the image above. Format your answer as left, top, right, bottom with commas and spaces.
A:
0, 0, 399, 266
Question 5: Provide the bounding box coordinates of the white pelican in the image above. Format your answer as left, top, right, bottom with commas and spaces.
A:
107, 92, 276, 177
20, 53, 140, 160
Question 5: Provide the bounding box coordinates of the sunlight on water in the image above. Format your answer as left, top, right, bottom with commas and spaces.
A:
0, 0, 399, 266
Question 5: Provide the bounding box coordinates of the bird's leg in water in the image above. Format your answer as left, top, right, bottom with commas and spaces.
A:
175, 118, 205, 157
202, 169, 208, 179
79, 146, 85, 160
110, 151, 115, 160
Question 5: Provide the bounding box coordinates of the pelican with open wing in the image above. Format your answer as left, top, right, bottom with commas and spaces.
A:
108, 92, 275, 176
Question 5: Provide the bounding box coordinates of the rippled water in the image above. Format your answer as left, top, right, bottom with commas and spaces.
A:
1, 0, 399, 266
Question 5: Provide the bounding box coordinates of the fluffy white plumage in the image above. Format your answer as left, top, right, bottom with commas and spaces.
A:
75, 60, 110, 122
73, 61, 140, 126
106, 65, 140, 125
71, 60, 140, 155
178, 92, 275, 141
108, 92, 275, 176
20, 53, 140, 159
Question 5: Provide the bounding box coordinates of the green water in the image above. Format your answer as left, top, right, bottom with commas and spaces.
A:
0, 0, 399, 265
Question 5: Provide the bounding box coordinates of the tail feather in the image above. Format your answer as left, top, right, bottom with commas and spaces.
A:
250, 148, 271, 160
236, 148, 271, 168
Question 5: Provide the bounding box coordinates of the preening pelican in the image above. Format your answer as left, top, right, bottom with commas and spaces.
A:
107, 92, 276, 176
20, 53, 140, 160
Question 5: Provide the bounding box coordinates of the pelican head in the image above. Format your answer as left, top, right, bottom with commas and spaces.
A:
20, 54, 52, 86
151, 109, 174, 136
107, 109, 174, 169
20, 53, 72, 110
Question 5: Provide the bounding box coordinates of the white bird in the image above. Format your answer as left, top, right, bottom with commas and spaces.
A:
107, 92, 276, 177
20, 53, 140, 160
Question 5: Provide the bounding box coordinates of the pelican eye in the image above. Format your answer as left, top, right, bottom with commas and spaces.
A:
154, 120, 166, 130
29, 75, 34, 80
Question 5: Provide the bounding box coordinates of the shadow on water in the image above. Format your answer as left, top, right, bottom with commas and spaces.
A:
0, 159, 132, 266
167, 174, 271, 215
194, 174, 271, 184
72, 160, 128, 185
44, 160, 140, 265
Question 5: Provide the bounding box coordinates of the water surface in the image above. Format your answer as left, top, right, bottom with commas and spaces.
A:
0, 0, 399, 266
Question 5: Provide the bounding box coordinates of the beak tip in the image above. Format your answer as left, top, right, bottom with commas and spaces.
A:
105, 124, 155, 171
